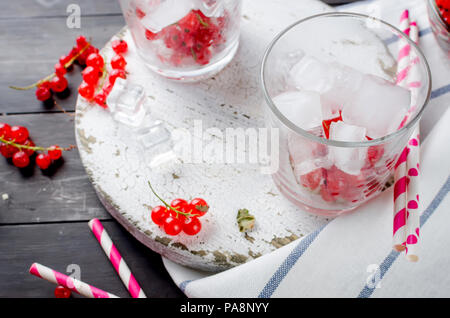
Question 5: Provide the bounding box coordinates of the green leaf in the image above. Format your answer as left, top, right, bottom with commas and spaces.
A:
237, 209, 255, 232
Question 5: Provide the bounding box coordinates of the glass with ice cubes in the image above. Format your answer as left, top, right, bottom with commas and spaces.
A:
261, 13, 431, 215
119, 0, 242, 81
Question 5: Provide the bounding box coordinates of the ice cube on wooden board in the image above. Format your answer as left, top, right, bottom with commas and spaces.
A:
329, 121, 367, 175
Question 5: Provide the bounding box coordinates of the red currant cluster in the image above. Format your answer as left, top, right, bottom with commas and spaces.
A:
78, 38, 128, 108
0, 122, 70, 170
139, 9, 226, 66
54, 286, 71, 298
436, 0, 450, 27
32, 36, 98, 103
148, 182, 208, 236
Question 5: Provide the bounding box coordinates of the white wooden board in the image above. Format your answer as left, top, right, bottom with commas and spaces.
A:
75, 0, 337, 272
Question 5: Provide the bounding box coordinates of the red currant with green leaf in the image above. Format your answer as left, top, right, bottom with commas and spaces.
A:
12, 151, 30, 168
190, 198, 209, 216
10, 126, 29, 144
36, 153, 52, 170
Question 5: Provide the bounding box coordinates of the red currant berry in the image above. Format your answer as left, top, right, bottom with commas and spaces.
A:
59, 54, 72, 66
23, 139, 35, 156
54, 285, 71, 298
320, 184, 336, 202
94, 93, 107, 108
68, 46, 79, 59
108, 69, 126, 85
36, 153, 52, 170
183, 217, 202, 235
10, 126, 29, 144
76, 35, 88, 49
12, 151, 30, 168
48, 145, 62, 160
54, 63, 66, 77
82, 66, 100, 85
50, 76, 68, 93
0, 123, 11, 139
86, 53, 104, 69
112, 39, 128, 54
163, 216, 183, 236
0, 144, 18, 158
35, 86, 51, 101
77, 45, 99, 65
189, 198, 209, 217
171, 198, 188, 209
367, 145, 384, 166
151, 205, 169, 225
111, 54, 127, 70
78, 81, 95, 100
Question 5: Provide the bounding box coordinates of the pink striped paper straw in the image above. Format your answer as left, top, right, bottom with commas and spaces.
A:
396, 10, 411, 87
404, 21, 421, 262
29, 263, 119, 298
88, 218, 146, 298
392, 10, 411, 251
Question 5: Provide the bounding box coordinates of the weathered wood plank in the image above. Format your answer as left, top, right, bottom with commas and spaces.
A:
0, 221, 184, 298
0, 0, 121, 19
0, 15, 124, 114
0, 113, 110, 224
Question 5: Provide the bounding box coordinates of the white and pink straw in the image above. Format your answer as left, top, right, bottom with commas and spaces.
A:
88, 218, 147, 298
393, 10, 422, 262
29, 263, 119, 298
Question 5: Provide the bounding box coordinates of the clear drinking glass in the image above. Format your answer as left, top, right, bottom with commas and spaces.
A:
261, 13, 431, 216
427, 0, 450, 53
119, 0, 242, 81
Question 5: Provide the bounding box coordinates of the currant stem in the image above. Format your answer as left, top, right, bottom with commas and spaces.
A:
147, 181, 195, 218
9, 42, 92, 91
195, 12, 209, 27
0, 135, 75, 152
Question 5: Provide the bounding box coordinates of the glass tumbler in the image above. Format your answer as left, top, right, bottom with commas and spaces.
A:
119, 0, 242, 81
261, 13, 431, 216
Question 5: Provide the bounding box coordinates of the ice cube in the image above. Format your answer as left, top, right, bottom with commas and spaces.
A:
272, 91, 323, 130
106, 78, 147, 127
329, 121, 367, 175
139, 0, 195, 33
136, 120, 171, 149
341, 74, 410, 139
288, 132, 332, 179
197, 0, 224, 17
288, 56, 338, 94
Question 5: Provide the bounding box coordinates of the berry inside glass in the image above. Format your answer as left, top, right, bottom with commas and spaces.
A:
119, 0, 242, 81
261, 13, 431, 216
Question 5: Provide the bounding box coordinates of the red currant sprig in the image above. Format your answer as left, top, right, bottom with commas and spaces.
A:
147, 181, 209, 236
0, 123, 75, 169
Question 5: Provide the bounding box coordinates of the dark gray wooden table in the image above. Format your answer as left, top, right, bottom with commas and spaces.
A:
0, 0, 356, 298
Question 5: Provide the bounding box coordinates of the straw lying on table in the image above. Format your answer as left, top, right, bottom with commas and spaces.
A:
392, 10, 422, 262
88, 218, 147, 298
29, 263, 119, 298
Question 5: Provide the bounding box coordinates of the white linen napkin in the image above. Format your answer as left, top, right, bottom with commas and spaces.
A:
162, 0, 450, 298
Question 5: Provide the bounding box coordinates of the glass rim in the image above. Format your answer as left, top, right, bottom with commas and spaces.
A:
260, 12, 432, 148
428, 0, 450, 33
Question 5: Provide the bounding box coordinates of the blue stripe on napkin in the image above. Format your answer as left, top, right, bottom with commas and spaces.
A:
258, 225, 326, 298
